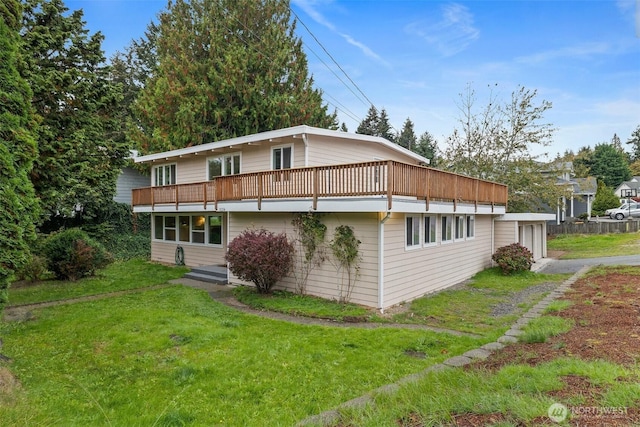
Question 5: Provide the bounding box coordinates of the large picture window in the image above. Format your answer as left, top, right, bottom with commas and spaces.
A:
154, 164, 176, 186
208, 153, 240, 179
154, 214, 222, 246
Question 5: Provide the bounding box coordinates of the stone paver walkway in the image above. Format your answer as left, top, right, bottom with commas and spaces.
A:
295, 265, 592, 427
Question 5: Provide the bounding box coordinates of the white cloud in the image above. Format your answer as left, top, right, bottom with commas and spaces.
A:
405, 3, 479, 56
516, 42, 613, 65
291, 0, 389, 65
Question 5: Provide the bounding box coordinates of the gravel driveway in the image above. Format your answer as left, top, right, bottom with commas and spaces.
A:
537, 254, 640, 274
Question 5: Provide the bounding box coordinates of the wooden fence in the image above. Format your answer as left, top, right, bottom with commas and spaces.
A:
548, 219, 640, 235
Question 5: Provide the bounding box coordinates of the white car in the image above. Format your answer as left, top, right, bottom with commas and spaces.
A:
607, 202, 640, 220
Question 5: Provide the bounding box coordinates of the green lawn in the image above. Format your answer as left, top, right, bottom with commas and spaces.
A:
548, 232, 640, 259
0, 286, 483, 426
8, 259, 188, 306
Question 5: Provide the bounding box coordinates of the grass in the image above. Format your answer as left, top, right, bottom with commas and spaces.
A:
8, 259, 189, 306
328, 358, 640, 426
518, 315, 574, 344
0, 286, 484, 426
233, 286, 377, 322
389, 268, 570, 337
548, 232, 640, 259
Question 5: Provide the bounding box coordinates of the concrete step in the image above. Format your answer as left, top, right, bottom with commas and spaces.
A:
184, 270, 228, 285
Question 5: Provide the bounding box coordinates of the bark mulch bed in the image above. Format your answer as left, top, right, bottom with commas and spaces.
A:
430, 269, 640, 426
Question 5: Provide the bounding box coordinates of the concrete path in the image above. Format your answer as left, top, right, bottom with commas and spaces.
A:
536, 254, 640, 274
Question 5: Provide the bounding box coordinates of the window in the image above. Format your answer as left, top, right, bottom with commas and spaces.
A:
406, 215, 420, 248
154, 164, 176, 186
192, 215, 205, 243
179, 216, 190, 242
455, 215, 465, 240
424, 215, 437, 245
153, 214, 222, 246
466, 215, 475, 238
208, 215, 222, 245
272, 145, 292, 170
164, 216, 176, 241
441, 215, 452, 243
208, 153, 240, 179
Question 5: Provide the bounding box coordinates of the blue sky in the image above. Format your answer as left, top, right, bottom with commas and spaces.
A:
68, 0, 640, 159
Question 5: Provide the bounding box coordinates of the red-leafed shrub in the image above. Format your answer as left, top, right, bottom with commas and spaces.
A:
226, 228, 294, 294
492, 243, 534, 275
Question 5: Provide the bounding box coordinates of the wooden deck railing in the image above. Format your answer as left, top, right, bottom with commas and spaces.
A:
132, 160, 508, 211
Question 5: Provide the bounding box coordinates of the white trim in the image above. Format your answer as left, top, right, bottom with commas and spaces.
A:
134, 125, 430, 165
207, 152, 241, 179
405, 214, 421, 249
271, 143, 294, 170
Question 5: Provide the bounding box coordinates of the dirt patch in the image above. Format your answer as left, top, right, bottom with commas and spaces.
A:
455, 269, 640, 426
0, 367, 20, 395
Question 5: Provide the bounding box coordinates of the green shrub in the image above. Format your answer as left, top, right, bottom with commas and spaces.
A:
492, 243, 533, 275
42, 228, 113, 281
102, 233, 151, 260
16, 254, 48, 282
226, 228, 294, 294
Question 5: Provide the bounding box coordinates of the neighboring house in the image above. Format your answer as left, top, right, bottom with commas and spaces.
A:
131, 125, 552, 310
114, 151, 149, 205
614, 177, 640, 202
542, 161, 596, 222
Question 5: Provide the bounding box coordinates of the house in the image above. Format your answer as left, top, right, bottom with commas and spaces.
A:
114, 151, 150, 205
131, 125, 552, 310
542, 161, 596, 222
614, 177, 640, 202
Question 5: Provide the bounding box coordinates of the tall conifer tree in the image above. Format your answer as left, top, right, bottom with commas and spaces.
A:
130, 0, 336, 154
0, 0, 40, 308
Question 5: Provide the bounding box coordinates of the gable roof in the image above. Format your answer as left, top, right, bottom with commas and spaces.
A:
134, 125, 430, 165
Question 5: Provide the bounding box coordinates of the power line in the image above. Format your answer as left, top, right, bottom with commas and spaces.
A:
290, 7, 376, 109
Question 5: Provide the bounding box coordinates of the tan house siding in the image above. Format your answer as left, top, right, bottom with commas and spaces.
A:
494, 221, 517, 251
151, 241, 226, 267
306, 135, 420, 166
228, 212, 380, 308
382, 214, 494, 308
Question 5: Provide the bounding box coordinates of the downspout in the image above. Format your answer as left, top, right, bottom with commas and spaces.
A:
491, 216, 495, 267
378, 211, 392, 313
302, 133, 309, 167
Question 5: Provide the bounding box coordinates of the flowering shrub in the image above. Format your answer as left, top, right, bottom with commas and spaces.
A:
226, 228, 294, 293
492, 243, 534, 275
42, 228, 113, 281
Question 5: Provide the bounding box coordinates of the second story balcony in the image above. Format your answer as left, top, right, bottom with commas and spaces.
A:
132, 160, 508, 213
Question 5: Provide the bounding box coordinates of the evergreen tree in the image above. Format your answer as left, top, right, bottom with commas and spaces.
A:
588, 143, 631, 188
0, 0, 40, 309
356, 105, 379, 136
396, 118, 416, 150
130, 0, 336, 154
591, 180, 621, 216
376, 108, 395, 141
414, 131, 439, 165
21, 0, 128, 225
626, 125, 640, 161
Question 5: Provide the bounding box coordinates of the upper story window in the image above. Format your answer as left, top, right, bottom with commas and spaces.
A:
154, 164, 176, 186
208, 153, 240, 179
272, 145, 292, 170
